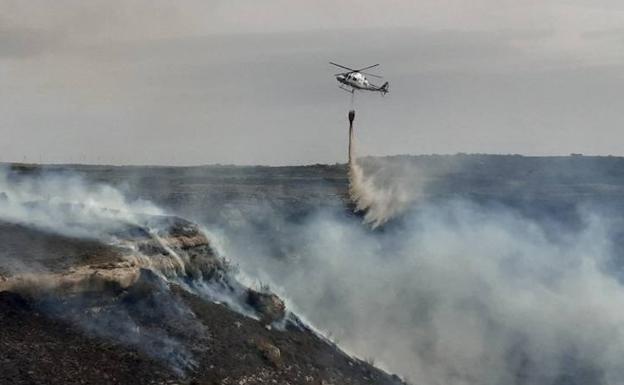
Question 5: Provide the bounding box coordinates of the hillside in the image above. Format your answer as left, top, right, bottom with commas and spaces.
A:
0, 217, 404, 385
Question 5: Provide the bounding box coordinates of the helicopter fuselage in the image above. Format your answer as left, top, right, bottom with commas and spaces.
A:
330, 62, 388, 95
336, 72, 371, 90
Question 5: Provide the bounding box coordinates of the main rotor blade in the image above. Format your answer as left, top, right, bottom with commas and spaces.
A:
362, 72, 383, 79
329, 62, 356, 72
356, 64, 380, 72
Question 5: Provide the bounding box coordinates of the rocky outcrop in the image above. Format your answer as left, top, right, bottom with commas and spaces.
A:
246, 289, 286, 325
0, 216, 225, 295
0, 216, 406, 385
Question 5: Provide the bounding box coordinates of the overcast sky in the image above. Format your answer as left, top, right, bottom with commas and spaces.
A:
2, 1, 624, 165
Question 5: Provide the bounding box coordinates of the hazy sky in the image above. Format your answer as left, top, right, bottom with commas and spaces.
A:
2, 1, 624, 165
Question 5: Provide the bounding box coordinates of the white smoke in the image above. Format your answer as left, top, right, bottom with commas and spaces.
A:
0, 165, 163, 239
0, 166, 248, 375
8, 160, 624, 384
217, 174, 624, 385
0, 165, 260, 321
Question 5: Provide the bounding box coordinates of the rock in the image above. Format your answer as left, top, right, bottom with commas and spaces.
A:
246, 289, 285, 324
252, 337, 282, 368
123, 268, 168, 303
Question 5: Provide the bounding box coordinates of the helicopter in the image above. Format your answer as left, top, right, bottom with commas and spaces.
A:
330, 62, 389, 95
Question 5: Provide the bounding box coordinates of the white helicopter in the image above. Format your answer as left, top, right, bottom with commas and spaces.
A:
330, 62, 389, 95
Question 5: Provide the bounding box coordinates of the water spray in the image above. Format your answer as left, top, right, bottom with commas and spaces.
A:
346, 106, 408, 228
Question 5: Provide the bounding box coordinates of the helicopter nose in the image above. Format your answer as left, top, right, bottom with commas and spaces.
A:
337, 74, 345, 82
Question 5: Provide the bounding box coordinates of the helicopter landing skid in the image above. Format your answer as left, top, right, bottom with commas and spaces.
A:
339, 85, 354, 94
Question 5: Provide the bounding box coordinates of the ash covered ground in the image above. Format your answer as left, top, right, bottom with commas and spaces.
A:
5, 154, 624, 384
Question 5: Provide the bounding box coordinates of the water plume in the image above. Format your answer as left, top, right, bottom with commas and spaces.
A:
347, 113, 421, 227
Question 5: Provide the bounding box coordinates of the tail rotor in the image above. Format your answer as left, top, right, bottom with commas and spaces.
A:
380, 82, 389, 96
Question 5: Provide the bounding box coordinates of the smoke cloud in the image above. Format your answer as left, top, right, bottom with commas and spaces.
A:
0, 165, 274, 375
214, 156, 624, 385
6, 159, 624, 384
0, 165, 163, 240
0, 166, 212, 373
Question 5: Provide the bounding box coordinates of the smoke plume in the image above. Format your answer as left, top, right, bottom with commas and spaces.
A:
6, 159, 624, 384
0, 166, 227, 374
214, 155, 624, 385
0, 165, 163, 240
